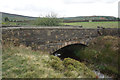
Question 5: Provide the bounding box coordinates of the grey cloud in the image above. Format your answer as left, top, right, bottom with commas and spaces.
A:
118, 1, 120, 18
13, 4, 65, 17
63, 0, 95, 4
103, 0, 118, 3
63, 0, 118, 4
13, 4, 51, 13
13, 5, 39, 11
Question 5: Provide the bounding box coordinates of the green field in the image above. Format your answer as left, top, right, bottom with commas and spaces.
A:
2, 21, 35, 26
63, 21, 118, 28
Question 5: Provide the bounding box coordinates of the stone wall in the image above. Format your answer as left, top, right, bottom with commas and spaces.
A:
2, 27, 119, 53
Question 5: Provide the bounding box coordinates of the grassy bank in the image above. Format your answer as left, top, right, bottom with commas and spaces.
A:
2, 44, 96, 78
63, 21, 118, 28
75, 36, 119, 77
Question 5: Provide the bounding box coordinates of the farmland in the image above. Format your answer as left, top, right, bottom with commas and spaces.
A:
1, 12, 119, 28
63, 21, 118, 28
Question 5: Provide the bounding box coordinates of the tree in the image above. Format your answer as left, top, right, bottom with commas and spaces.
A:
35, 13, 63, 26
4, 17, 9, 22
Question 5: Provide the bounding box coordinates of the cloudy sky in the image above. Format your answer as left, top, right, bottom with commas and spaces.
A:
0, 0, 119, 17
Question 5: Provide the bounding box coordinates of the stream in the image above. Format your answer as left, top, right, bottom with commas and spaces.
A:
93, 70, 112, 78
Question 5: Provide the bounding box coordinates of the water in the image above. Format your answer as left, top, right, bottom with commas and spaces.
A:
93, 70, 112, 78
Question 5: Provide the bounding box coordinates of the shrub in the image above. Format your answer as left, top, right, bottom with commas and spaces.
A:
4, 17, 9, 22
35, 13, 63, 26
64, 70, 78, 77
48, 57, 96, 78
63, 58, 96, 78
49, 55, 64, 71
63, 58, 83, 69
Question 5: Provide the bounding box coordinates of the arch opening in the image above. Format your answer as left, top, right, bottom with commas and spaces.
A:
52, 43, 87, 61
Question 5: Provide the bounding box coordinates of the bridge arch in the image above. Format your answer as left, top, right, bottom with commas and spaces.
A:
52, 43, 87, 60
49, 40, 89, 53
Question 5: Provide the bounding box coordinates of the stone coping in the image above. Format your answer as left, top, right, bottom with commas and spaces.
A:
1, 26, 119, 30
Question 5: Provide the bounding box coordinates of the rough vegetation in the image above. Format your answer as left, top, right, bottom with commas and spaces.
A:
75, 36, 119, 77
2, 44, 96, 78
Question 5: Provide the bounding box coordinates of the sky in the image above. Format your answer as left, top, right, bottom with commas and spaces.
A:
0, 0, 119, 17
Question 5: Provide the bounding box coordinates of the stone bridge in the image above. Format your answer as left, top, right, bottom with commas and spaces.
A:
2, 27, 119, 54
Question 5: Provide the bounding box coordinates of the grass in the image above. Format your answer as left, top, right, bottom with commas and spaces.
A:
2, 21, 35, 26
2, 20, 118, 28
75, 36, 119, 77
63, 21, 118, 28
2, 44, 96, 78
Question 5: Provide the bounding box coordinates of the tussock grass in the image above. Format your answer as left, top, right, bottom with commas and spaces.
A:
2, 44, 96, 78
75, 36, 119, 77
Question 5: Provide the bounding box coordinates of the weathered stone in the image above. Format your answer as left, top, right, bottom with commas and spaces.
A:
2, 27, 119, 53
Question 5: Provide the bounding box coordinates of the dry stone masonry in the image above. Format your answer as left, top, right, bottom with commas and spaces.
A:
2, 27, 119, 54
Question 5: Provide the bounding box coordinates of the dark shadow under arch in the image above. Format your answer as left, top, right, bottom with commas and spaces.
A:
52, 43, 87, 61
